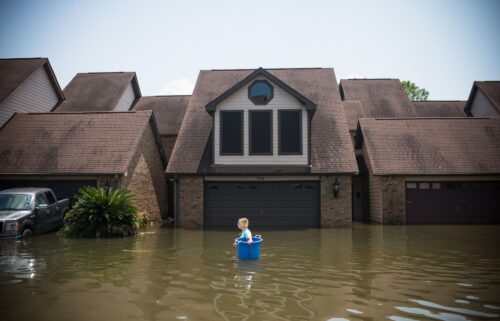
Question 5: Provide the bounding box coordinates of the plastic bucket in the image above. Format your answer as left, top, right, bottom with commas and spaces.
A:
236, 236, 263, 260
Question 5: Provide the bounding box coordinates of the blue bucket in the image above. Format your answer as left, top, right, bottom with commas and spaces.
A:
235, 236, 263, 260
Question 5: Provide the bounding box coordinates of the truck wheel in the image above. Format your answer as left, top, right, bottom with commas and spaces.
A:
22, 228, 33, 239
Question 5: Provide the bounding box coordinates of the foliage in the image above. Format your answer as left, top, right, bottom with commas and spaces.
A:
401, 80, 429, 101
61, 186, 139, 238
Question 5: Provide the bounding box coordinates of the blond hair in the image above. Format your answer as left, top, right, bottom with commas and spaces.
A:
238, 217, 249, 228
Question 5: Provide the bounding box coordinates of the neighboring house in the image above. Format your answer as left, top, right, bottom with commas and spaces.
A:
132, 95, 189, 162
53, 72, 141, 112
166, 67, 358, 229
0, 58, 64, 127
0, 111, 167, 221
133, 95, 190, 220
464, 81, 500, 117
355, 118, 500, 224
340, 79, 471, 222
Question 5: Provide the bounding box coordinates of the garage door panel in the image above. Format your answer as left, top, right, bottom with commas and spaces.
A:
205, 181, 320, 228
406, 181, 500, 224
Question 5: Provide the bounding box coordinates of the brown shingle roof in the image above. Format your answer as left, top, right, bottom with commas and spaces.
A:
167, 68, 357, 174
0, 111, 161, 175
133, 95, 189, 136
340, 79, 415, 122
357, 118, 500, 175
54, 72, 141, 112
465, 81, 500, 114
0, 58, 64, 103
342, 101, 365, 131
411, 101, 467, 117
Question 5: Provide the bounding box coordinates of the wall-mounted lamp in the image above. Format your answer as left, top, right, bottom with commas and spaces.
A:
103, 182, 111, 193
333, 178, 340, 198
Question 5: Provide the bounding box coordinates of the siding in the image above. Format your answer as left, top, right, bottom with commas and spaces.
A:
214, 77, 309, 165
114, 82, 136, 111
0, 65, 59, 127
470, 90, 499, 117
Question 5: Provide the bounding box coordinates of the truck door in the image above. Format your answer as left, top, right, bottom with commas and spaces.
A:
35, 193, 50, 233
44, 191, 60, 230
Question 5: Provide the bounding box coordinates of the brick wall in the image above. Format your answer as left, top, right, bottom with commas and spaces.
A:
177, 176, 204, 228
320, 175, 352, 228
122, 124, 167, 222
381, 176, 406, 224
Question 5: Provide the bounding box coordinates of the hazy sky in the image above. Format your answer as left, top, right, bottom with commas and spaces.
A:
1, 0, 499, 99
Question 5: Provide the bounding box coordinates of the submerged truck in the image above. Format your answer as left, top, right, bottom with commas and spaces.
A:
0, 188, 70, 239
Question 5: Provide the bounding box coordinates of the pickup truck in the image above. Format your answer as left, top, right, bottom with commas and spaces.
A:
0, 188, 70, 239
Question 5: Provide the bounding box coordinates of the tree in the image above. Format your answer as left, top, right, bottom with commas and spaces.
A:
401, 80, 429, 101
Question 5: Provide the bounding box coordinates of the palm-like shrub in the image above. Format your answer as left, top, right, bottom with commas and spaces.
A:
61, 186, 139, 238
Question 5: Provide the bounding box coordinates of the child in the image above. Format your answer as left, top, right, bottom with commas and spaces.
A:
235, 217, 253, 245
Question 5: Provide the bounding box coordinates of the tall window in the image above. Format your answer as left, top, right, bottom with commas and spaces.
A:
249, 110, 272, 155
279, 110, 302, 155
220, 111, 243, 155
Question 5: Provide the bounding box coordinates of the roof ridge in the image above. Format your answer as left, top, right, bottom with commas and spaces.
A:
370, 117, 491, 120
413, 100, 465, 102
145, 95, 191, 97
80, 71, 136, 75
0, 57, 47, 61
27, 111, 145, 115
208, 67, 325, 71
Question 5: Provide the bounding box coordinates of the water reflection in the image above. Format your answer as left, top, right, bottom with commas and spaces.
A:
0, 225, 499, 321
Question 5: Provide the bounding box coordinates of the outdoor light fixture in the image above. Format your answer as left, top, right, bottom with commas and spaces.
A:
333, 178, 340, 198
103, 182, 110, 193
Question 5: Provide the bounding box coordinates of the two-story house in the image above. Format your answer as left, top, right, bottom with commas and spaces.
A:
166, 67, 358, 228
0, 58, 64, 127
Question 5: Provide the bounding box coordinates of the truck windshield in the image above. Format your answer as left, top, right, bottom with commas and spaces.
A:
0, 194, 32, 211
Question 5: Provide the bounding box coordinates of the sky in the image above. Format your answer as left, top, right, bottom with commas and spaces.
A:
1, 0, 499, 100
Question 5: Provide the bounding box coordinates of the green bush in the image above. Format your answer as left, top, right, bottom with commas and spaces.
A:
61, 186, 139, 238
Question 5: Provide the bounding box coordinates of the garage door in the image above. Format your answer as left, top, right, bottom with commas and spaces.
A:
406, 181, 500, 224
0, 180, 97, 206
205, 181, 320, 228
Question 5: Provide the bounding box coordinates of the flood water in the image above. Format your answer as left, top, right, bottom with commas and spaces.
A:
1, 225, 500, 321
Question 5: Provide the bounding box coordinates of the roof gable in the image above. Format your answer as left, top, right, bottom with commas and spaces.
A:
0, 111, 165, 175
465, 81, 500, 114
205, 67, 316, 114
167, 68, 357, 174
54, 72, 141, 112
0, 58, 64, 104
358, 118, 500, 175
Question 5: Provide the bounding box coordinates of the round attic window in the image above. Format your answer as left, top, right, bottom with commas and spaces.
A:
248, 80, 273, 105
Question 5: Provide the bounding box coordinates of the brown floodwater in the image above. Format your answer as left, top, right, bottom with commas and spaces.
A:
0, 224, 499, 321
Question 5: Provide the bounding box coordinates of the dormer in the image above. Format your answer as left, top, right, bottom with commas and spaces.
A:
205, 68, 316, 166
54, 72, 141, 112
0, 58, 64, 127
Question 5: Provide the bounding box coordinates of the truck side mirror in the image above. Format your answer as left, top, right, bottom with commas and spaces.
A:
36, 204, 48, 211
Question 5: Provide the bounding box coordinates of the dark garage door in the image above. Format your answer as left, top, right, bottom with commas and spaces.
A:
406, 181, 500, 224
205, 181, 320, 228
0, 179, 97, 206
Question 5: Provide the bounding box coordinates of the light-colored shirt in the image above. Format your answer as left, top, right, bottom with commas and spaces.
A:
240, 228, 252, 240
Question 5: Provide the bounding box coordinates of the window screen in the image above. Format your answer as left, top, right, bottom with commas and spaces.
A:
220, 111, 243, 155
250, 111, 272, 155
279, 110, 302, 154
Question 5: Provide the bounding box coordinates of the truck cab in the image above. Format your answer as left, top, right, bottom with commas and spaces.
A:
0, 188, 70, 239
